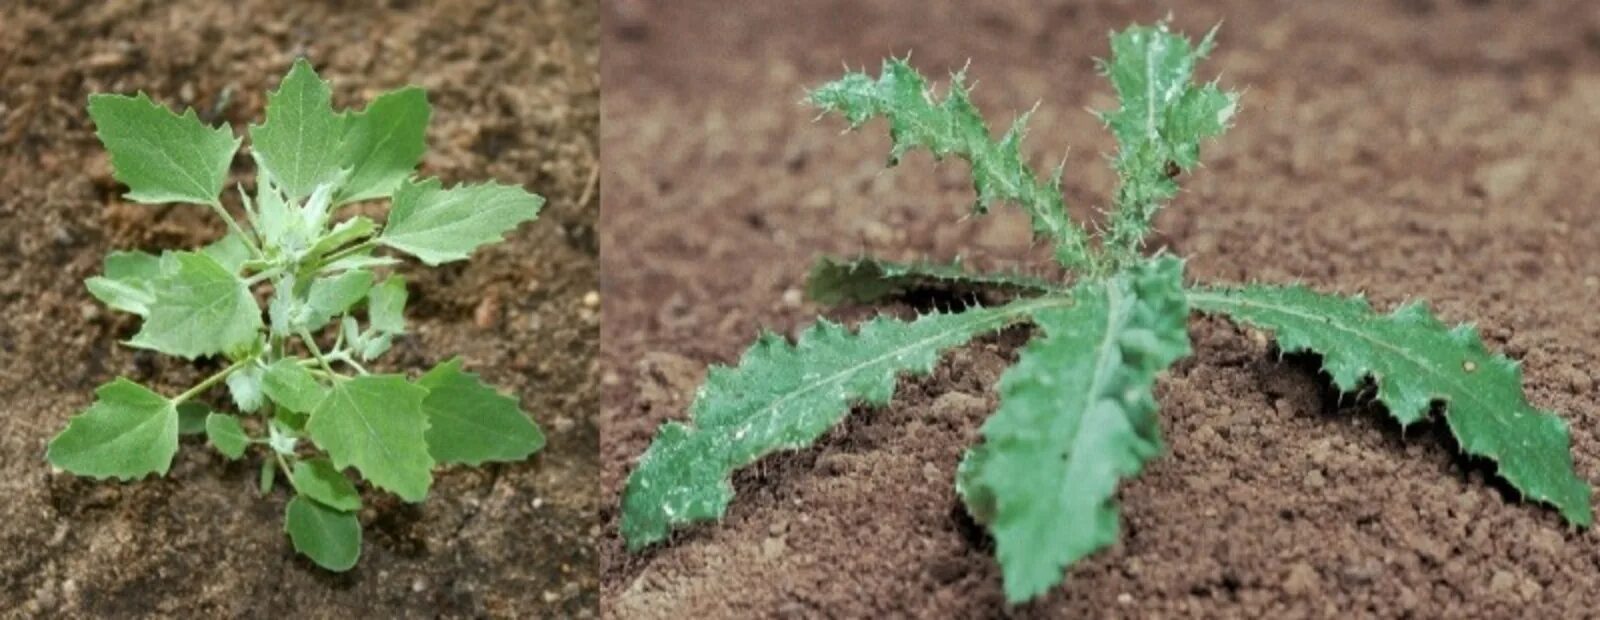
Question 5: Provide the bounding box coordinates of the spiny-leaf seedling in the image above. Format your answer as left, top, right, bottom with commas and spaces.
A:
621, 20, 1591, 603
53, 59, 547, 571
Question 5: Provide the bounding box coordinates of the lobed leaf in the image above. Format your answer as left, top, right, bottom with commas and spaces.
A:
86, 93, 240, 206
379, 177, 545, 265
129, 251, 262, 359
46, 379, 179, 480
1098, 21, 1238, 263
418, 358, 545, 466
621, 296, 1070, 550
250, 59, 344, 201
808, 60, 1091, 269
1190, 284, 1593, 526
306, 375, 433, 502
806, 255, 1059, 306
957, 257, 1191, 602
284, 495, 361, 572
335, 86, 430, 204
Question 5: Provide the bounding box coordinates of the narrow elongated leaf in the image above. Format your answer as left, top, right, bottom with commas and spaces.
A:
806, 255, 1059, 306
204, 413, 249, 460
336, 87, 430, 204
1099, 22, 1238, 261
1190, 285, 1593, 526
284, 495, 361, 571
379, 177, 544, 265
621, 296, 1069, 550
262, 359, 327, 413
86, 250, 162, 316
807, 60, 1092, 270
957, 257, 1190, 602
130, 251, 262, 359
418, 358, 545, 465
86, 93, 240, 205
306, 375, 433, 502
46, 379, 178, 479
250, 59, 344, 200
290, 458, 361, 512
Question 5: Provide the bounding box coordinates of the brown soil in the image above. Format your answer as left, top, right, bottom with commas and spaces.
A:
0, 1, 597, 617
601, 1, 1600, 617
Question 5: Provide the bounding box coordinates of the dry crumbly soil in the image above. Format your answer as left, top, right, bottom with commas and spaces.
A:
0, 1, 598, 617
601, 1, 1600, 617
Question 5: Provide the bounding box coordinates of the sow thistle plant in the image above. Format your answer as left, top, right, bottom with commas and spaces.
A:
50, 60, 546, 571
621, 21, 1592, 602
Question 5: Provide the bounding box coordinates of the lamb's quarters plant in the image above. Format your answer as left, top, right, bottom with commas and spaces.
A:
620, 20, 1592, 603
51, 59, 547, 571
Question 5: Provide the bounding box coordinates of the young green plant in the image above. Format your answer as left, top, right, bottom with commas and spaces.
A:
51, 60, 547, 571
620, 21, 1592, 603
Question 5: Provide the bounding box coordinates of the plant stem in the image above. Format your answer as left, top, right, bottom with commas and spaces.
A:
174, 356, 254, 404
298, 329, 340, 378
206, 199, 264, 259
319, 239, 379, 269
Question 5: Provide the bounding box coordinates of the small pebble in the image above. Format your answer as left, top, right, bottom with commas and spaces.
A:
582, 291, 600, 307
1117, 593, 1133, 605
781, 288, 802, 308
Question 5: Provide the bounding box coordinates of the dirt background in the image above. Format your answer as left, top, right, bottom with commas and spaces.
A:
0, 0, 598, 617
601, 1, 1600, 617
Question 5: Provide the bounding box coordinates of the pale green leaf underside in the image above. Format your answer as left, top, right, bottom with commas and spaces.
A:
306, 375, 433, 502
262, 359, 327, 413
418, 357, 545, 466
204, 413, 249, 460
86, 93, 240, 206
807, 60, 1091, 269
336, 86, 430, 204
250, 58, 344, 201
226, 364, 265, 413
290, 458, 362, 512
1190, 284, 1592, 527
129, 251, 262, 359
806, 255, 1059, 306
957, 257, 1191, 603
46, 379, 178, 480
302, 269, 374, 331
380, 177, 545, 265
621, 295, 1070, 550
285, 495, 361, 572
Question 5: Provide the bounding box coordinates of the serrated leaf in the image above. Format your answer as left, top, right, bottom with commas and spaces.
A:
306, 375, 432, 502
302, 269, 374, 331
417, 357, 544, 466
46, 379, 178, 480
806, 255, 1060, 306
262, 359, 327, 413
129, 251, 262, 359
1099, 22, 1238, 262
290, 458, 361, 512
957, 257, 1191, 602
379, 177, 544, 265
86, 93, 240, 205
335, 86, 430, 205
86, 250, 162, 316
204, 413, 249, 460
284, 495, 361, 572
621, 296, 1069, 550
225, 363, 266, 412
1189, 284, 1593, 526
807, 60, 1092, 270
250, 59, 344, 201
367, 275, 407, 335
253, 171, 296, 251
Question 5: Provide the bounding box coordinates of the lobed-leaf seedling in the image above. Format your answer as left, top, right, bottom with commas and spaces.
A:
621, 20, 1592, 603
52, 60, 547, 571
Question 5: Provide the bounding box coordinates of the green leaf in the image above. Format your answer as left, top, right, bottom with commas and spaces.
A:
621, 296, 1069, 550
86, 93, 240, 205
177, 402, 210, 435
252, 171, 298, 252
225, 363, 266, 412
259, 458, 277, 496
201, 233, 252, 274
956, 257, 1191, 602
290, 458, 361, 512
417, 357, 545, 466
262, 358, 327, 413
306, 375, 433, 502
204, 413, 249, 460
46, 379, 178, 480
130, 251, 263, 359
284, 495, 361, 572
367, 275, 407, 335
250, 59, 344, 201
1099, 22, 1238, 263
302, 269, 374, 331
86, 250, 162, 316
306, 216, 377, 262
1190, 284, 1593, 527
806, 255, 1059, 306
379, 177, 544, 265
336, 86, 430, 204
807, 60, 1092, 270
